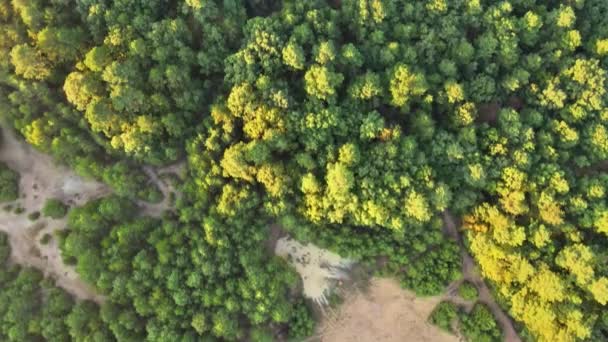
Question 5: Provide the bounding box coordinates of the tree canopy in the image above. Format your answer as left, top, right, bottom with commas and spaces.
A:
1, 0, 608, 341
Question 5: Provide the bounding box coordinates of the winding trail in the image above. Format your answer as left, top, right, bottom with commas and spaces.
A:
0, 126, 181, 302
443, 211, 521, 342
0, 126, 109, 303
139, 163, 184, 217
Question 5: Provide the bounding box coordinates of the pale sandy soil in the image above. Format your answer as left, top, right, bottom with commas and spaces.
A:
308, 211, 522, 342
275, 236, 353, 306
316, 278, 458, 342
0, 126, 108, 302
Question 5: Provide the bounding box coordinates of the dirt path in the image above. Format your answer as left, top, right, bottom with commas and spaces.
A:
0, 126, 109, 302
316, 278, 458, 342
0, 126, 185, 302
138, 163, 184, 217
443, 211, 521, 342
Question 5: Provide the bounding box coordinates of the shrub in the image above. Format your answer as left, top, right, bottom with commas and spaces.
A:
28, 211, 41, 221
458, 281, 479, 301
288, 300, 315, 341
429, 301, 458, 332
459, 303, 503, 342
0, 162, 19, 202
40, 233, 52, 245
42, 198, 69, 219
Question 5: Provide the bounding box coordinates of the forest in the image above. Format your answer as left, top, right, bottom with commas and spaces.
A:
1, 0, 608, 341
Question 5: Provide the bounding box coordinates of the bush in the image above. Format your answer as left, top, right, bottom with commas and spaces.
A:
288, 300, 315, 341
40, 233, 52, 245
42, 198, 69, 219
250, 327, 273, 342
28, 211, 41, 221
459, 303, 503, 342
458, 281, 479, 301
428, 301, 458, 333
0, 162, 19, 202
140, 188, 164, 204
0, 232, 10, 265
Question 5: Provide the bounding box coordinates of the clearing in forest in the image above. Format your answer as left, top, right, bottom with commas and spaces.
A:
316, 278, 458, 342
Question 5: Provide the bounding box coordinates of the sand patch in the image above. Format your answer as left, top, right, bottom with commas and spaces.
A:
317, 278, 458, 342
275, 236, 353, 306
0, 126, 108, 302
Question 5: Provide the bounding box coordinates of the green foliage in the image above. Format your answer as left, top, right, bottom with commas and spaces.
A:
0, 231, 10, 265
0, 162, 19, 202
2, 1, 608, 341
40, 233, 52, 245
60, 192, 301, 340
0, 236, 111, 342
27, 211, 40, 221
287, 300, 315, 341
401, 240, 462, 296
42, 198, 68, 219
459, 304, 503, 342
429, 301, 458, 333
458, 281, 479, 301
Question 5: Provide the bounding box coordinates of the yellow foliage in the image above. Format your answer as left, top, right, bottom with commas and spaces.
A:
528, 264, 566, 302
549, 172, 570, 194
589, 277, 608, 305
360, 200, 389, 227
492, 223, 526, 247
596, 39, 608, 56
256, 164, 286, 197
467, 163, 485, 182
587, 183, 605, 199
537, 192, 564, 225
510, 289, 559, 341
468, 233, 533, 285
444, 81, 464, 103
462, 213, 488, 233
403, 191, 431, 222
556, 244, 594, 286
489, 142, 508, 156
24, 118, 52, 150
594, 210, 608, 236
426, 0, 447, 13
499, 190, 528, 215
301, 193, 324, 223
532, 225, 551, 248
243, 106, 284, 140
564, 309, 591, 340
136, 115, 157, 133
300, 173, 320, 194
510, 288, 591, 342
501, 167, 526, 190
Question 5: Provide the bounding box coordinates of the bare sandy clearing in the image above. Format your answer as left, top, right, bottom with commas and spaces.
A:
0, 126, 108, 302
275, 236, 353, 306
317, 278, 458, 342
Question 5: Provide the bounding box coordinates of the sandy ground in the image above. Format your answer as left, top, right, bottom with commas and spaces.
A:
275, 236, 353, 306
0, 123, 522, 341
316, 278, 458, 342
311, 212, 522, 342
0, 126, 109, 302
